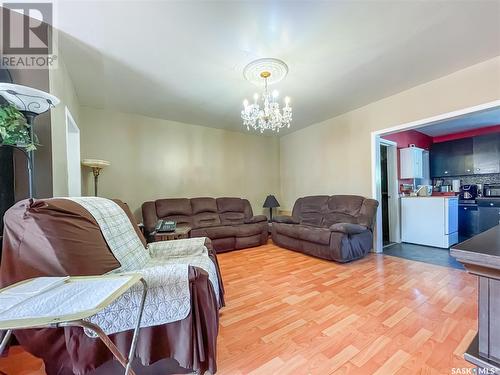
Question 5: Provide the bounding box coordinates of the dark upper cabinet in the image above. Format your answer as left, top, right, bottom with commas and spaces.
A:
430, 142, 449, 177
473, 134, 500, 174
431, 133, 500, 177
430, 138, 473, 177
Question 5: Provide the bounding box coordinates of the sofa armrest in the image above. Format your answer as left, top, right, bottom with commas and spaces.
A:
273, 215, 299, 224
141, 201, 158, 234
329, 223, 368, 234
245, 215, 268, 224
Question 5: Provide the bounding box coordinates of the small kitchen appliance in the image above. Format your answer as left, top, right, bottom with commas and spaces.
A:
459, 185, 478, 201
484, 184, 500, 197
440, 185, 452, 193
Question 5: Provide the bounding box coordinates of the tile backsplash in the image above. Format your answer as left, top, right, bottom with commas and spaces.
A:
433, 173, 500, 186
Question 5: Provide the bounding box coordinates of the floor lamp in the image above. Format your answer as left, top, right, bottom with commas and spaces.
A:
81, 159, 110, 197
0, 83, 60, 199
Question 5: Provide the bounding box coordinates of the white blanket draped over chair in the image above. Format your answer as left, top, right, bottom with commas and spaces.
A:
66, 197, 220, 337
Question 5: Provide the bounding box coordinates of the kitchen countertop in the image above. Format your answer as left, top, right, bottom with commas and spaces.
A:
401, 195, 458, 199
450, 225, 500, 372
450, 225, 500, 271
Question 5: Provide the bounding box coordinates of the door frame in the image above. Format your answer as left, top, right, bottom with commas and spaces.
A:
371, 99, 500, 253
379, 139, 400, 245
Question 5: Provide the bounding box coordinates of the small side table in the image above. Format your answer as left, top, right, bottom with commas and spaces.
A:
0, 274, 147, 375
153, 225, 191, 242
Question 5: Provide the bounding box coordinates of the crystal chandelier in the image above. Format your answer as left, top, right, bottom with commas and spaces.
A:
241, 58, 292, 133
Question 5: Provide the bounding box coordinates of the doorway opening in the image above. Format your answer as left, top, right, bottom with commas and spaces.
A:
371, 99, 500, 253
379, 139, 399, 248
65, 107, 81, 196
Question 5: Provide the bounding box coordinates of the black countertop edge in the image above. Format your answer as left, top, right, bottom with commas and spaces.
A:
450, 225, 500, 270
464, 334, 500, 372
450, 250, 500, 272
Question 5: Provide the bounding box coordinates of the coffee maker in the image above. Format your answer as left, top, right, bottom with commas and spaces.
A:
459, 184, 478, 202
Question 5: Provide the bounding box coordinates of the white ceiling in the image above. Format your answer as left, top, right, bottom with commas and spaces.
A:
417, 107, 500, 137
55, 1, 500, 136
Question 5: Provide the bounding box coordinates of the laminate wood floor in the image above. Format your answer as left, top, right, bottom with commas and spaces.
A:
0, 243, 477, 374
216, 243, 477, 374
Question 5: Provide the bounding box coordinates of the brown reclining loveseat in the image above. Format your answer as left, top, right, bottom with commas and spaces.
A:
271, 195, 378, 262
142, 197, 268, 253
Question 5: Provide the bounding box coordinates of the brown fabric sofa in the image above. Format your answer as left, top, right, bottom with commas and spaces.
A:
142, 197, 268, 253
271, 195, 378, 262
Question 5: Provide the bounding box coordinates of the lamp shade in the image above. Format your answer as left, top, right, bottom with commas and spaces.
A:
81, 159, 110, 169
263, 195, 280, 208
0, 83, 60, 115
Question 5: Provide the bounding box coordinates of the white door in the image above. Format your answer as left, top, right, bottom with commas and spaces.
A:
65, 107, 81, 196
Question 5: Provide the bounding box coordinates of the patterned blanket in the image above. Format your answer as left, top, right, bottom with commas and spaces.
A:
66, 197, 219, 336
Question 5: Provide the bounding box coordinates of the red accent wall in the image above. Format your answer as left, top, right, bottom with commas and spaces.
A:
382, 129, 433, 150
381, 126, 500, 192
382, 130, 433, 188
433, 124, 500, 143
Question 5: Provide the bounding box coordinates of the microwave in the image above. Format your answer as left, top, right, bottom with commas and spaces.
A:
484, 184, 500, 197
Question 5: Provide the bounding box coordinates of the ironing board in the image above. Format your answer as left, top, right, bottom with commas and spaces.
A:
0, 274, 147, 375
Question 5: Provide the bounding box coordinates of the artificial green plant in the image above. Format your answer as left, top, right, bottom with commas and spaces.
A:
0, 104, 37, 151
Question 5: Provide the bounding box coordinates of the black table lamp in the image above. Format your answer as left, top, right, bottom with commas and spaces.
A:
263, 195, 280, 222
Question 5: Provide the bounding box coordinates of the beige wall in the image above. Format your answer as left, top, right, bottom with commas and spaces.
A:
51, 55, 500, 219
49, 50, 81, 196
78, 107, 281, 219
280, 56, 500, 211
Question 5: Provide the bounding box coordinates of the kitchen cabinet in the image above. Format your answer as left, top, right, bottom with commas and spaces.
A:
430, 138, 474, 177
458, 204, 480, 238
430, 134, 500, 177
477, 198, 500, 232
400, 147, 423, 179
473, 134, 500, 174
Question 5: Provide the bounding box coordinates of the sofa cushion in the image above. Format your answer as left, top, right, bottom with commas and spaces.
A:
219, 212, 246, 225
324, 195, 365, 226
245, 215, 267, 224
190, 225, 236, 239
330, 223, 368, 235
217, 198, 245, 213
293, 196, 329, 227
328, 195, 365, 215
273, 215, 299, 224
233, 223, 266, 237
274, 223, 331, 245
193, 212, 221, 229
156, 198, 192, 217
191, 197, 218, 214
323, 212, 358, 227
297, 226, 331, 245
274, 222, 300, 239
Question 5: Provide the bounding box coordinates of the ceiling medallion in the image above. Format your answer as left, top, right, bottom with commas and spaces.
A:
241, 58, 292, 133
